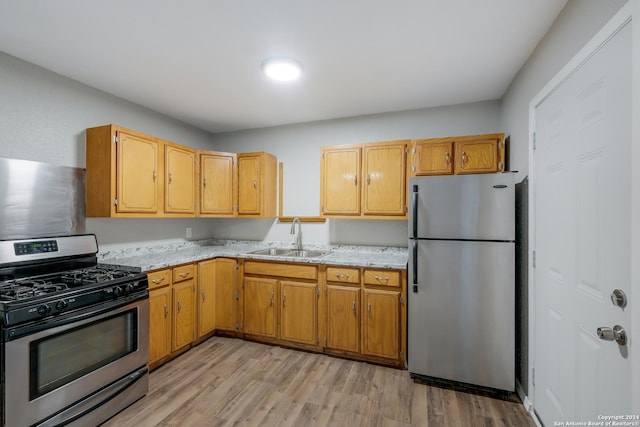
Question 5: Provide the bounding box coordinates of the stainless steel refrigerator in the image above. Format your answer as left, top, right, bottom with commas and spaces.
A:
408, 173, 515, 392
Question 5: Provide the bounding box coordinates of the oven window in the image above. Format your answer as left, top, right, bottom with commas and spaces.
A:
30, 309, 138, 399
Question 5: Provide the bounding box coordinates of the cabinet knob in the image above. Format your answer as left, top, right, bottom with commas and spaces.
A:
445, 152, 451, 165
461, 151, 468, 165
177, 301, 182, 313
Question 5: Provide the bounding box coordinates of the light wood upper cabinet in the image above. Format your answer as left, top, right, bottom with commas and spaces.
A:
362, 288, 400, 360
362, 141, 407, 216
321, 140, 408, 219
280, 280, 318, 346
238, 152, 277, 217
411, 138, 454, 176
86, 124, 196, 217
411, 133, 505, 176
320, 146, 361, 216
165, 144, 195, 214
326, 285, 360, 353
199, 151, 237, 216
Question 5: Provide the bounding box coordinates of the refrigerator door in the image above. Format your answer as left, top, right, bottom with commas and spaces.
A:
409, 174, 515, 241
408, 239, 515, 391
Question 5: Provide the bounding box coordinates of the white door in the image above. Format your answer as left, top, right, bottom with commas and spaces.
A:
532, 18, 632, 425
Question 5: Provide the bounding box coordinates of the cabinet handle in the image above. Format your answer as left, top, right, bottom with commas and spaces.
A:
201, 291, 206, 302
253, 179, 257, 189
374, 275, 389, 282
151, 277, 165, 284
445, 151, 451, 165
336, 273, 350, 280
368, 303, 371, 316
498, 161, 504, 171
354, 174, 357, 186
282, 294, 286, 307
270, 291, 274, 305
177, 301, 182, 313
152, 170, 156, 181
367, 173, 371, 185
461, 151, 468, 165
178, 272, 190, 278
168, 172, 173, 184
203, 177, 207, 188
164, 304, 168, 319
352, 301, 356, 314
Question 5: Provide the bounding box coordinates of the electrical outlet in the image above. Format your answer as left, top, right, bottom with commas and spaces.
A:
186, 227, 192, 239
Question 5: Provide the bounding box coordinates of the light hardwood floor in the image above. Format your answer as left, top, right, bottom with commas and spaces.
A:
104, 337, 535, 427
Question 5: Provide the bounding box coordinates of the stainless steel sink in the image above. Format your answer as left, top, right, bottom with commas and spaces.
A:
247, 248, 294, 256
288, 250, 329, 258
246, 248, 329, 258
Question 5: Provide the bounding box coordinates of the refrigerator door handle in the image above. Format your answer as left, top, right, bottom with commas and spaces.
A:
412, 185, 418, 238
412, 240, 418, 286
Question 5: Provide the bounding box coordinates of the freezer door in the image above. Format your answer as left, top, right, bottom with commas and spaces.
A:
409, 174, 515, 241
408, 239, 515, 391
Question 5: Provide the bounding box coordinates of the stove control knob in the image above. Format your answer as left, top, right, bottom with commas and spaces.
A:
113, 286, 123, 298
55, 300, 68, 312
125, 283, 134, 295
37, 304, 52, 317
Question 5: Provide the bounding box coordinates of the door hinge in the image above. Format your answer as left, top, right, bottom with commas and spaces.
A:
235, 291, 240, 300
405, 145, 409, 154
532, 250, 536, 269
532, 367, 535, 386
404, 205, 408, 213
113, 198, 118, 206
235, 322, 240, 331
400, 295, 404, 304
235, 261, 240, 270
532, 132, 536, 150
324, 288, 328, 296
317, 288, 321, 297
400, 350, 404, 359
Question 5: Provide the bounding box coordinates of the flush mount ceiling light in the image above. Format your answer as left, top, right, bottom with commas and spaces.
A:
262, 58, 302, 82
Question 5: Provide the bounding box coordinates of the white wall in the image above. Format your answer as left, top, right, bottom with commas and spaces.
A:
500, 0, 628, 182
0, 51, 219, 247
210, 101, 501, 246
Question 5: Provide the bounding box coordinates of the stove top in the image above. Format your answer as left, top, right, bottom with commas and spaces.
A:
0, 266, 143, 302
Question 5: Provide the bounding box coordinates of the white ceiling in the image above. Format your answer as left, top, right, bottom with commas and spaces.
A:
0, 1, 567, 134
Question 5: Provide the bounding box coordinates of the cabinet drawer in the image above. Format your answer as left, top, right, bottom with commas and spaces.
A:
326, 267, 360, 284
147, 269, 172, 290
364, 270, 400, 287
245, 261, 317, 280
173, 264, 195, 283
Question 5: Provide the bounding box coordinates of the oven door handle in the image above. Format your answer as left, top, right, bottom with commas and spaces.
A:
4, 292, 148, 342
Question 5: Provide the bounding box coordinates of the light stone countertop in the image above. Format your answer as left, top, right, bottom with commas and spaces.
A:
98, 240, 408, 272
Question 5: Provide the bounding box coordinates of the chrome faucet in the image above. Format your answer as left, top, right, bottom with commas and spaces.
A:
290, 217, 302, 251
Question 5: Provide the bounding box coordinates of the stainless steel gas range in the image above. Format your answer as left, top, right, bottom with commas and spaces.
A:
0, 234, 149, 427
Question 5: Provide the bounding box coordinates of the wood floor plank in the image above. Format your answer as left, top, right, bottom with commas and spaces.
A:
103, 336, 535, 427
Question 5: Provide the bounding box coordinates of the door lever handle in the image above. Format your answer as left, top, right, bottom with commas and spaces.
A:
597, 325, 627, 345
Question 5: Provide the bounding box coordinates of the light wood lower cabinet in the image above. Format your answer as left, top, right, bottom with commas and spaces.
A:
148, 286, 172, 365
213, 258, 240, 333
280, 280, 318, 346
172, 278, 196, 352
244, 277, 277, 338
326, 285, 360, 353
362, 288, 400, 359
197, 260, 216, 338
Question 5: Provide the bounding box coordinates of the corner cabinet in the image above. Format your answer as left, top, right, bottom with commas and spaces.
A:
237, 152, 277, 217
320, 140, 408, 219
86, 124, 195, 217
411, 133, 505, 176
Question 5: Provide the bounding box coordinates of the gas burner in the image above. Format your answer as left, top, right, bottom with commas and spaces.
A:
0, 280, 69, 301
61, 268, 133, 286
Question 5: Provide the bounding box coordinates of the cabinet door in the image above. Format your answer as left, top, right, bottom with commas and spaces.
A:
362, 142, 407, 216
197, 260, 216, 338
200, 152, 236, 216
280, 280, 318, 346
363, 289, 399, 359
165, 145, 195, 213
412, 139, 454, 176
320, 146, 361, 216
326, 285, 360, 353
454, 135, 503, 174
243, 277, 277, 338
214, 258, 238, 332
149, 287, 172, 364
238, 154, 261, 215
117, 131, 158, 213
173, 280, 195, 352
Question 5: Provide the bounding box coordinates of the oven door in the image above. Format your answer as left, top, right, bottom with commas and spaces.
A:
4, 295, 149, 427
